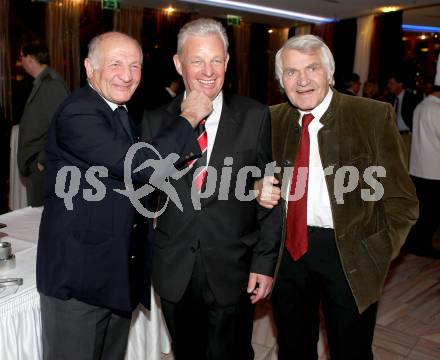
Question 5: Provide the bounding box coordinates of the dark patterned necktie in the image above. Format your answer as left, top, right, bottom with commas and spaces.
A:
115, 106, 134, 141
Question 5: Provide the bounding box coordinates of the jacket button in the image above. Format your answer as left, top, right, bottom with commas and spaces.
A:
285, 160, 292, 166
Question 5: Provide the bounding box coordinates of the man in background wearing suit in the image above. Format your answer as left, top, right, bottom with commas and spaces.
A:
17, 43, 69, 207
143, 18, 281, 360
387, 74, 422, 162
37, 31, 207, 360
257, 35, 418, 359
338, 72, 361, 96
147, 71, 181, 110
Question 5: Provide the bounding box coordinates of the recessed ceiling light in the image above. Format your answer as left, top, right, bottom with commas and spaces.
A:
379, 6, 400, 13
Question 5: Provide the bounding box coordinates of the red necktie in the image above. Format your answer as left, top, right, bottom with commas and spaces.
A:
285, 113, 314, 261
189, 119, 208, 192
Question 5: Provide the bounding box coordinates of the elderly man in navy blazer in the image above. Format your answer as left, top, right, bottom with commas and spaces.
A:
37, 31, 210, 360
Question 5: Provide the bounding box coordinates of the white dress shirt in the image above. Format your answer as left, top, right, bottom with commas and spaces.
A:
395, 90, 410, 132
409, 94, 440, 180
88, 82, 124, 111
286, 89, 335, 229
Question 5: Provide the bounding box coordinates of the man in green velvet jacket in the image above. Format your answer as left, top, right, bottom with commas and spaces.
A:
257, 35, 418, 359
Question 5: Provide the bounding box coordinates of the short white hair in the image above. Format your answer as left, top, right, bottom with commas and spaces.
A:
275, 34, 335, 88
177, 18, 228, 58
87, 31, 143, 69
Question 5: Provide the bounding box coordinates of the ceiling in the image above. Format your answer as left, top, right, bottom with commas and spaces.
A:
124, 0, 440, 27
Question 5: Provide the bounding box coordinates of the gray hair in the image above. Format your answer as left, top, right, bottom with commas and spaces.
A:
87, 31, 143, 69
275, 34, 335, 88
177, 18, 229, 57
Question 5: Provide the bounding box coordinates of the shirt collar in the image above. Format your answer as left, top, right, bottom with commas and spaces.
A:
88, 82, 126, 111
165, 87, 177, 98
298, 88, 333, 124
33, 66, 49, 86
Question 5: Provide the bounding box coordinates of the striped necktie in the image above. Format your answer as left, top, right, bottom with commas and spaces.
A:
189, 119, 208, 192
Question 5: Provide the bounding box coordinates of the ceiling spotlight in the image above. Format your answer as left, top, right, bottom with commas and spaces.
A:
379, 6, 400, 13
165, 5, 175, 14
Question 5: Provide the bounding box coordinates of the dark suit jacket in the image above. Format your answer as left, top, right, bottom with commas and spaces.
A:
142, 93, 282, 306
271, 90, 418, 313
17, 67, 69, 205
146, 87, 175, 110
387, 90, 421, 130
37, 85, 200, 312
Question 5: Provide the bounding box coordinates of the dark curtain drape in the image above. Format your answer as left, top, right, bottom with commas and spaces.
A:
266, 28, 289, 105
332, 18, 357, 89
249, 23, 270, 104
231, 22, 251, 96
312, 22, 335, 51
368, 11, 403, 90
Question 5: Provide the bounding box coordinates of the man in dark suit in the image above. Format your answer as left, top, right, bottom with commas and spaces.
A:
37, 31, 208, 360
386, 74, 422, 163
147, 72, 181, 110
257, 35, 418, 359
142, 18, 281, 360
387, 74, 421, 132
17, 43, 69, 206
337, 72, 361, 96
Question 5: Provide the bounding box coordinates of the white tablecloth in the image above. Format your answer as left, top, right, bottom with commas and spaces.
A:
0, 208, 328, 360
9, 125, 28, 211
0, 207, 171, 360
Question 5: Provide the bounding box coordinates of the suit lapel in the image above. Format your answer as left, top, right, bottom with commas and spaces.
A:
164, 95, 198, 190
26, 79, 43, 106
166, 93, 239, 207
281, 104, 300, 168
206, 97, 237, 174
200, 95, 238, 207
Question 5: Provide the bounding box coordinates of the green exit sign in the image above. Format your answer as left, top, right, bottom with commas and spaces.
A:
102, 0, 120, 10
227, 15, 241, 26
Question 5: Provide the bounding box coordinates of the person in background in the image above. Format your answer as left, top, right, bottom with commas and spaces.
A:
17, 43, 69, 207
142, 18, 281, 360
37, 31, 205, 360
386, 74, 421, 132
406, 54, 440, 259
256, 34, 418, 360
386, 74, 422, 163
148, 71, 181, 110
362, 81, 379, 100
339, 72, 361, 96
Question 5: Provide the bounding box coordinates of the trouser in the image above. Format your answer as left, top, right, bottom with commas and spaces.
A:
40, 293, 131, 360
405, 175, 440, 256
271, 227, 378, 360
161, 251, 255, 360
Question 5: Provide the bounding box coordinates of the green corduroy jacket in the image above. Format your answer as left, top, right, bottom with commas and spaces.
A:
270, 90, 419, 313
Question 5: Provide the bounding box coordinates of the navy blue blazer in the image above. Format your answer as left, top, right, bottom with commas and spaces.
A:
37, 85, 200, 312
